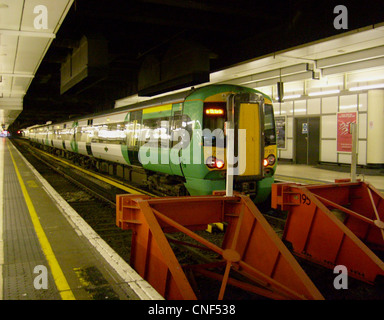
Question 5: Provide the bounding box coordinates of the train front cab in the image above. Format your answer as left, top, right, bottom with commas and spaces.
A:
183, 86, 276, 203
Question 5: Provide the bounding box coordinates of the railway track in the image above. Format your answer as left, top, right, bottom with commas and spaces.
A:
11, 138, 384, 300
11, 138, 286, 299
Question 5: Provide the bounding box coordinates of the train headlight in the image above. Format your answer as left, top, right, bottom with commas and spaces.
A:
206, 156, 225, 169
266, 154, 276, 166
263, 159, 269, 167
206, 156, 216, 168
216, 159, 225, 169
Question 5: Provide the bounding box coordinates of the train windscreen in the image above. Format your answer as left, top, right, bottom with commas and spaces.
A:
203, 102, 226, 147
264, 104, 276, 146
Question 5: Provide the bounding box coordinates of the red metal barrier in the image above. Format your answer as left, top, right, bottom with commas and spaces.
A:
116, 193, 324, 300
271, 181, 384, 284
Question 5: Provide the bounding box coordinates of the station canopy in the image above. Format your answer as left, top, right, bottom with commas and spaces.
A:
115, 24, 384, 108
0, 0, 74, 130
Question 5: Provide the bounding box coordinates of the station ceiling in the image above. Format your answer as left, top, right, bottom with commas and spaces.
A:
2, 0, 384, 131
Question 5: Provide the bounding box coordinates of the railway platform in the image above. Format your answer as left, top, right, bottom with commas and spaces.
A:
0, 137, 161, 300
275, 163, 384, 193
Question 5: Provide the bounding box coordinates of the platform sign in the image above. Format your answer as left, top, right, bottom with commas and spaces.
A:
302, 122, 308, 134
275, 116, 286, 149
337, 112, 357, 153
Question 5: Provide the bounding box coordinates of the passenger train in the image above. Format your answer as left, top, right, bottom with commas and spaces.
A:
22, 84, 277, 203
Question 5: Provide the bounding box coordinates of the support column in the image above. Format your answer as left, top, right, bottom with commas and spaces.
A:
367, 90, 384, 167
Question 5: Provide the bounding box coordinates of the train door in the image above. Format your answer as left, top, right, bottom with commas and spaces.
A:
169, 103, 184, 176
294, 117, 320, 165
128, 110, 142, 166
228, 93, 264, 180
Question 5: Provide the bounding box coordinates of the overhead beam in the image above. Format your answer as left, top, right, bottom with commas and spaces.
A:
248, 71, 314, 89
322, 56, 384, 76
0, 98, 23, 109
0, 73, 34, 78
0, 29, 55, 39
317, 46, 384, 69
219, 63, 312, 86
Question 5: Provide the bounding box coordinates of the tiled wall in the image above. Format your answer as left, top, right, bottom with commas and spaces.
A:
274, 93, 368, 165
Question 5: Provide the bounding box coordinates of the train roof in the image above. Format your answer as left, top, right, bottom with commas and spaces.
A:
24, 84, 271, 130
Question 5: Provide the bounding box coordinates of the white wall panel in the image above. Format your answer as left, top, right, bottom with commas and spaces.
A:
358, 140, 367, 165
339, 94, 357, 111
294, 100, 306, 115
279, 139, 293, 159
338, 153, 352, 164
358, 93, 368, 111
358, 113, 367, 139
287, 117, 293, 138
307, 98, 320, 114
321, 115, 337, 139
322, 96, 338, 114
367, 90, 384, 164
321, 140, 337, 162
280, 101, 293, 115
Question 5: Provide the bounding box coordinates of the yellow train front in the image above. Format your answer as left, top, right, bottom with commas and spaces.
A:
193, 85, 277, 203
21, 84, 277, 203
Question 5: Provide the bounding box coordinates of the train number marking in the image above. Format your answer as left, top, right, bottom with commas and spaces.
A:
301, 193, 311, 206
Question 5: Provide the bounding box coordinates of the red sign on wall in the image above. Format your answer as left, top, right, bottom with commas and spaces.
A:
337, 112, 357, 152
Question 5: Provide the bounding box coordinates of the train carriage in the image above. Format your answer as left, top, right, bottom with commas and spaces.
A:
23, 84, 277, 203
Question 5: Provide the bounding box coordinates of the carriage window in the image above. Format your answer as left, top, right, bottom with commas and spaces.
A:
126, 110, 142, 148
171, 114, 192, 148
96, 123, 126, 144
58, 128, 73, 141
143, 117, 170, 148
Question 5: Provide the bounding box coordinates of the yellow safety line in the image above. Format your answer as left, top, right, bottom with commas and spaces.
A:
35, 147, 155, 196
7, 141, 76, 300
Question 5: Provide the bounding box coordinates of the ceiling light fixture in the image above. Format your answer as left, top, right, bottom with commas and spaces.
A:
284, 94, 302, 99
308, 89, 340, 97
349, 83, 384, 91
274, 94, 302, 102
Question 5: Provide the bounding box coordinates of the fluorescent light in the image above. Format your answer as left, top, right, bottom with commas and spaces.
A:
308, 90, 340, 97
339, 104, 359, 110
348, 69, 384, 83
284, 94, 302, 99
309, 82, 343, 88
349, 83, 384, 91
0, 30, 55, 39
274, 94, 302, 102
